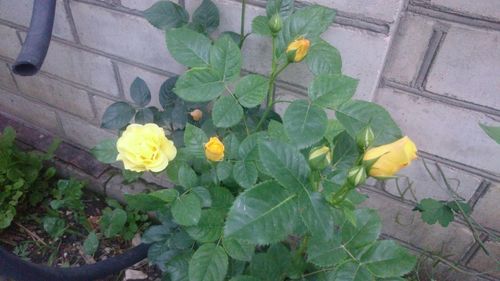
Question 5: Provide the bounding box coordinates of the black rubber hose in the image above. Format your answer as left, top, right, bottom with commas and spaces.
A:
12, 0, 56, 76
0, 243, 150, 281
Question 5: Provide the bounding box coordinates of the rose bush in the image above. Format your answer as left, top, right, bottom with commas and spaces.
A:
92, 0, 420, 280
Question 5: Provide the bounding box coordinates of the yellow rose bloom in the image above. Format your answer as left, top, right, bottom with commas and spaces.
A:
286, 38, 310, 62
363, 136, 417, 178
205, 137, 224, 162
116, 123, 176, 172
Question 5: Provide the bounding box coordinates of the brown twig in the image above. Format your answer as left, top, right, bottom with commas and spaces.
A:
15, 222, 48, 246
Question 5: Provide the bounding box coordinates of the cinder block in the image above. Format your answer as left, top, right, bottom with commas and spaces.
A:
40, 40, 119, 96
15, 74, 95, 120
375, 87, 500, 175
383, 13, 435, 85
0, 88, 60, 133
59, 112, 116, 149
362, 189, 475, 260
471, 182, 500, 232
383, 158, 481, 202
117, 62, 170, 109
70, 1, 185, 73
467, 240, 500, 279
425, 0, 500, 21
426, 27, 500, 108
306, 0, 404, 22
0, 0, 74, 41
0, 62, 17, 91
0, 25, 22, 59
121, 0, 167, 11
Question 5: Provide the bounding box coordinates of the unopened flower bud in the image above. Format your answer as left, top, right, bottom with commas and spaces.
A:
347, 166, 367, 187
308, 145, 332, 170
190, 109, 203, 121
268, 13, 282, 34
286, 38, 310, 63
356, 126, 375, 150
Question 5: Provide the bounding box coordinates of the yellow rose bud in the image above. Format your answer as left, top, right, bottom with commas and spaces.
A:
308, 145, 332, 170
268, 13, 282, 34
190, 109, 203, 121
363, 136, 417, 178
205, 137, 225, 162
286, 38, 310, 63
116, 123, 177, 173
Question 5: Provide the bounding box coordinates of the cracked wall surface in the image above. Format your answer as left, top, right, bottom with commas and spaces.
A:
0, 0, 499, 279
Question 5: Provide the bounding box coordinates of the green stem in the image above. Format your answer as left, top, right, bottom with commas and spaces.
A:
295, 235, 309, 258
256, 62, 289, 131
329, 184, 353, 205
239, 0, 246, 48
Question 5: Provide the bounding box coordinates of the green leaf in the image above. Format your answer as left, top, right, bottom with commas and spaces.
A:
266, 0, 294, 18
144, 1, 188, 30
416, 198, 454, 227
480, 123, 500, 144
212, 96, 243, 128
332, 131, 359, 171
210, 186, 234, 212
251, 16, 272, 36
267, 120, 289, 143
135, 108, 155, 124
149, 241, 179, 270
192, 0, 220, 33
178, 164, 199, 188
101, 102, 135, 129
166, 250, 192, 281
192, 186, 212, 208
333, 261, 372, 281
336, 100, 402, 146
342, 209, 381, 249
308, 74, 358, 109
142, 224, 172, 243
83, 231, 99, 256
224, 180, 297, 244
223, 133, 240, 160
184, 124, 208, 159
298, 191, 336, 240
189, 243, 228, 281
122, 169, 142, 184
277, 5, 335, 53
220, 31, 241, 44
186, 209, 224, 242
223, 238, 254, 261
306, 40, 342, 75
229, 276, 260, 281
91, 139, 118, 164
210, 35, 241, 81
166, 27, 211, 67
130, 77, 151, 107
258, 139, 310, 192
175, 68, 225, 102
101, 208, 127, 237
172, 193, 202, 226
159, 76, 178, 109
235, 75, 269, 108
361, 240, 417, 278
233, 161, 258, 189
216, 161, 232, 181
283, 100, 328, 148
307, 232, 345, 267
151, 189, 179, 203
248, 244, 291, 281
447, 200, 471, 215
43, 216, 66, 238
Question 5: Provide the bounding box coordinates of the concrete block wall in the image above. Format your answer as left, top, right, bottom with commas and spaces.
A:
0, 0, 498, 279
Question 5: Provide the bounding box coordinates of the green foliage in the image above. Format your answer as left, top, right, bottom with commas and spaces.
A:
144, 1, 189, 31
0, 127, 58, 229
92, 2, 421, 280
91, 139, 118, 164
414, 198, 471, 227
